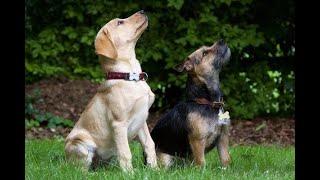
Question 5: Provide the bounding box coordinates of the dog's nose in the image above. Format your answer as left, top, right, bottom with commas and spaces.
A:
218, 39, 224, 45
139, 10, 145, 14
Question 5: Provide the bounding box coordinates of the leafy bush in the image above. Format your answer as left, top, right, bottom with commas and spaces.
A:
25, 89, 74, 129
25, 0, 295, 119
221, 62, 294, 119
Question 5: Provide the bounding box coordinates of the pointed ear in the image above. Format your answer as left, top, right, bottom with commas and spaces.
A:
173, 58, 194, 72
94, 28, 118, 59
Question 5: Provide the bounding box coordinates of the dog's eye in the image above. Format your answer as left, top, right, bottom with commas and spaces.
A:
117, 20, 124, 26
202, 51, 207, 57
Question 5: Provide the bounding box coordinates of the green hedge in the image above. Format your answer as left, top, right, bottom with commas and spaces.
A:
25, 0, 295, 119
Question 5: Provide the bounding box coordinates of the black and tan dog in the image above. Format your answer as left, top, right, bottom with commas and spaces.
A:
150, 39, 231, 168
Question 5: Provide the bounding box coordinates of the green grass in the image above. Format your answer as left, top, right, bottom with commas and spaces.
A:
26, 138, 294, 180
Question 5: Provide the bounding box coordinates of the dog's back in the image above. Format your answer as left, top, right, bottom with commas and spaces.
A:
151, 103, 190, 157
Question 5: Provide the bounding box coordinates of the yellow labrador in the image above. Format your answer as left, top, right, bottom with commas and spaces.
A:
65, 10, 157, 171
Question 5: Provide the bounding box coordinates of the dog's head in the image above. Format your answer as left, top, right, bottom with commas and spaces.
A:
174, 39, 231, 99
174, 39, 230, 75
94, 10, 148, 60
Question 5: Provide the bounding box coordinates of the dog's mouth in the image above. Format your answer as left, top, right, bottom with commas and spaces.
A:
136, 17, 148, 32
221, 47, 228, 57
220, 46, 231, 60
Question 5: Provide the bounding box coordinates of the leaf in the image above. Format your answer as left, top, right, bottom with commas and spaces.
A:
167, 0, 184, 10
255, 122, 266, 131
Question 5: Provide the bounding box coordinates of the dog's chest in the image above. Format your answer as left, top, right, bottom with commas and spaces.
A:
127, 84, 152, 139
205, 123, 221, 149
127, 108, 148, 139
100, 81, 153, 138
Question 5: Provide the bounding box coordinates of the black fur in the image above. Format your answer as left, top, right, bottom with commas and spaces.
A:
151, 102, 220, 157
186, 76, 212, 101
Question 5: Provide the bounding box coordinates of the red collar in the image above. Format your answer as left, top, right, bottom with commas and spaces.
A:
106, 72, 148, 81
193, 97, 224, 109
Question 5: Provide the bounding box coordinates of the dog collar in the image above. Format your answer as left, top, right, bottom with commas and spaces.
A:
106, 72, 148, 81
193, 97, 230, 125
193, 97, 224, 109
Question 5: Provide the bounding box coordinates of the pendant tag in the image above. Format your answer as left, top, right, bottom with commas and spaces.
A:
218, 109, 230, 125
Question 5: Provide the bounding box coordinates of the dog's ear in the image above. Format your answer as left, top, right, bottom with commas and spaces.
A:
95, 28, 118, 59
173, 58, 194, 72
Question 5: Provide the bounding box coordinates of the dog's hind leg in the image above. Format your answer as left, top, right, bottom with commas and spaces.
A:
65, 137, 97, 170
138, 122, 157, 168
217, 126, 231, 167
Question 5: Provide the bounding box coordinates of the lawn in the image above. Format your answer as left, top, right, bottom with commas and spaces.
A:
25, 138, 294, 180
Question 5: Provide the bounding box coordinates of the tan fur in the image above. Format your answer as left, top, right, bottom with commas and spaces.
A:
188, 137, 206, 167
187, 111, 230, 167
217, 126, 231, 167
187, 112, 210, 167
190, 46, 219, 84
65, 11, 157, 172
188, 112, 210, 139
95, 28, 118, 59
175, 43, 229, 87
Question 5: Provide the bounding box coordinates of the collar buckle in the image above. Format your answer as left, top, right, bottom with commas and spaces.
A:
128, 72, 140, 81
212, 96, 224, 109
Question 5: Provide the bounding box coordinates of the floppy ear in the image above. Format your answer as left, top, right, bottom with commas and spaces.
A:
173, 58, 194, 72
94, 28, 118, 59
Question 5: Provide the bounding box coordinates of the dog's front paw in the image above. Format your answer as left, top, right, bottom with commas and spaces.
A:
122, 165, 133, 173
143, 149, 158, 169
145, 156, 158, 169
119, 159, 133, 173
220, 155, 231, 168
148, 160, 158, 169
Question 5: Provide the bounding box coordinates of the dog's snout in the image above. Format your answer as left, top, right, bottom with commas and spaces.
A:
139, 10, 145, 14
218, 39, 224, 45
